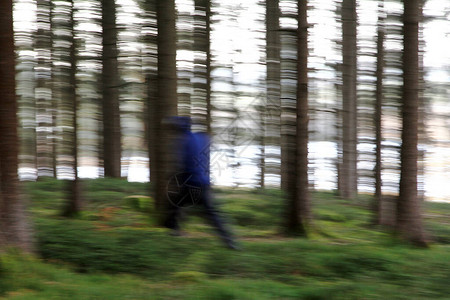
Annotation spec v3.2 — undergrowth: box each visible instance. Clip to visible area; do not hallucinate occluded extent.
[0,178,448,299]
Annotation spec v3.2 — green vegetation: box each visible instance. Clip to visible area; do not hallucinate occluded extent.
[1,179,449,299]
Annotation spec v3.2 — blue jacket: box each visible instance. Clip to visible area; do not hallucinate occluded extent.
[168,117,210,186]
[190,132,210,186]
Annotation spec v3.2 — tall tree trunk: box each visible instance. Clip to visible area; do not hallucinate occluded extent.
[35,0,54,178]
[263,0,281,189]
[205,0,212,137]
[296,0,311,223]
[102,0,122,178]
[0,0,33,252]
[50,1,57,179]
[177,8,192,117]
[259,98,266,188]
[340,0,358,200]
[193,0,211,133]
[147,74,157,185]
[141,0,157,189]
[62,0,82,217]
[266,0,282,190]
[153,0,178,224]
[284,0,308,236]
[396,0,427,246]
[374,0,385,225]
[417,0,426,203]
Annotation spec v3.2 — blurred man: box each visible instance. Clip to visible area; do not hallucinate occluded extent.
[163,116,239,250]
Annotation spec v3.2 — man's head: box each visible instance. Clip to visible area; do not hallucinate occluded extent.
[163,116,192,133]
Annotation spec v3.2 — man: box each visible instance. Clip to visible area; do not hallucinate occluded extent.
[163,116,239,250]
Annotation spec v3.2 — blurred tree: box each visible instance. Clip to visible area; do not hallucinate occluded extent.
[284,0,309,236]
[138,0,157,187]
[192,0,212,134]
[152,0,178,223]
[177,1,192,118]
[264,0,281,189]
[35,0,55,178]
[101,0,122,178]
[279,2,297,232]
[204,0,212,136]
[417,0,427,203]
[295,0,311,227]
[396,0,427,246]
[0,0,33,252]
[382,4,403,207]
[62,0,83,217]
[16,0,38,181]
[280,3,297,194]
[340,0,358,200]
[374,0,385,225]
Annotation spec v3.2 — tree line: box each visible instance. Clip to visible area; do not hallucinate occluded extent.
[0,0,440,252]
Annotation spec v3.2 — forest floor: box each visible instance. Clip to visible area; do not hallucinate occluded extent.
[1,178,449,299]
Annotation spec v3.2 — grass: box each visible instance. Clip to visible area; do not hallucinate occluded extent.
[1,178,449,299]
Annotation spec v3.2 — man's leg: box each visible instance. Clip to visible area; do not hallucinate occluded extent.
[200,187,238,249]
[164,203,181,231]
[165,182,191,234]
[164,188,185,233]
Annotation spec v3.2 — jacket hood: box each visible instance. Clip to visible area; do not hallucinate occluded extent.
[164,116,192,133]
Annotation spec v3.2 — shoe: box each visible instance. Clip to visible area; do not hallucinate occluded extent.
[225,239,242,251]
[169,229,185,236]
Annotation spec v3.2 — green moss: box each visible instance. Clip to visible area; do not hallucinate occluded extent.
[124,195,153,213]
[1,180,447,299]
[173,271,207,282]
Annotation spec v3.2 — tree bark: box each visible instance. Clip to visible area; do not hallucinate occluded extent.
[205,0,212,137]
[62,0,83,217]
[193,0,211,133]
[396,0,427,246]
[35,0,54,178]
[296,0,311,223]
[153,0,178,224]
[374,0,385,225]
[284,0,309,236]
[102,0,122,178]
[141,0,158,187]
[340,0,358,200]
[0,0,34,252]
[266,0,282,190]
[264,0,281,189]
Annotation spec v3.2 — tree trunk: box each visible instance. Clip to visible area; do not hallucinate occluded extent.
[193,0,211,132]
[0,0,33,252]
[147,71,157,186]
[141,0,157,192]
[374,0,385,225]
[205,0,212,137]
[340,0,358,200]
[153,0,178,224]
[396,0,427,246]
[259,100,266,188]
[102,0,122,178]
[266,0,282,190]
[62,0,83,217]
[35,0,54,178]
[296,0,311,223]
[264,0,281,189]
[50,1,57,179]
[417,0,426,203]
[284,0,309,236]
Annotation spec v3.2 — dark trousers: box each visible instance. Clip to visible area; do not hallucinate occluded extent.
[164,185,233,244]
